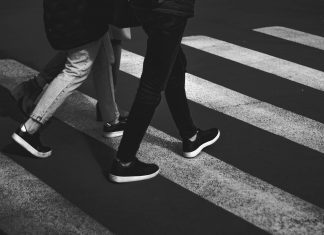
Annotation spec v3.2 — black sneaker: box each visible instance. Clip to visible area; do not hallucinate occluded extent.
[109,158,160,183]
[11,126,52,158]
[96,103,128,123]
[118,115,128,123]
[103,121,126,138]
[183,128,220,158]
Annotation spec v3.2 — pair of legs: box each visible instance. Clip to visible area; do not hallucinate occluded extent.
[116,12,197,163]
[12,32,127,157]
[13,29,129,123]
[25,32,119,130]
[109,9,220,183]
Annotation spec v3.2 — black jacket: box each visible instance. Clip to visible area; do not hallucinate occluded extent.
[43,0,112,50]
[156,0,195,17]
[131,0,195,17]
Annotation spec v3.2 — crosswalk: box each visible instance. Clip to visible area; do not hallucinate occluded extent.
[0,25,324,234]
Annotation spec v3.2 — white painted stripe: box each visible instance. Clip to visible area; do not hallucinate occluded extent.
[0,153,113,234]
[254,26,324,51]
[119,51,324,154]
[2,59,324,234]
[181,35,324,91]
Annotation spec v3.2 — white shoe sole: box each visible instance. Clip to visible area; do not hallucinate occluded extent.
[12,133,52,158]
[183,131,220,158]
[109,169,160,183]
[103,130,123,138]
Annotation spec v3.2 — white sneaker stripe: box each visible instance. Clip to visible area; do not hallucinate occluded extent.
[109,169,160,183]
[102,130,123,138]
[11,132,51,158]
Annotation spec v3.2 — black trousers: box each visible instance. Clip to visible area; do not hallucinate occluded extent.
[116,10,197,162]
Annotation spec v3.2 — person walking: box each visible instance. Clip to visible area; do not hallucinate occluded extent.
[108,0,221,183]
[11,0,127,157]
[12,28,131,137]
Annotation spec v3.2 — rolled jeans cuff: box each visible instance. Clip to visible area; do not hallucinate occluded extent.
[29,114,46,125]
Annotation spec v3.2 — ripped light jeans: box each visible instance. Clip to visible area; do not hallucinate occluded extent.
[30,33,120,126]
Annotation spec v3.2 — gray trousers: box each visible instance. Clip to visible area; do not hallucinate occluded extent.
[30,33,120,126]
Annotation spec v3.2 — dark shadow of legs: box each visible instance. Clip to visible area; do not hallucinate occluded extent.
[0,85,26,123]
[82,135,116,180]
[0,228,7,235]
[1,142,37,159]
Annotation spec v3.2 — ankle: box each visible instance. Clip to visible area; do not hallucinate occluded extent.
[23,118,41,134]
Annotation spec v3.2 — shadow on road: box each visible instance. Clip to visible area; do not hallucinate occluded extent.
[0,85,26,123]
[1,142,37,160]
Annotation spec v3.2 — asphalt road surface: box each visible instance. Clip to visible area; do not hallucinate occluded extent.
[0,0,324,234]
